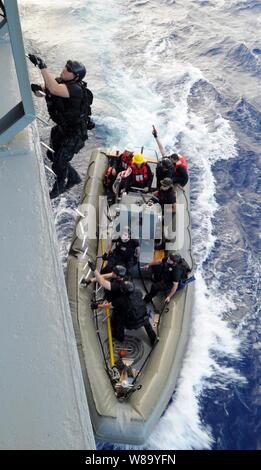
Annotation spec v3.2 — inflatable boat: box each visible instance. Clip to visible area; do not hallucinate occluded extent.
[67,147,194,445]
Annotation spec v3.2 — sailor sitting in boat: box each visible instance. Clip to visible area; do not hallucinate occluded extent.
[130,153,153,192]
[143,253,187,304]
[150,177,176,213]
[152,126,189,188]
[113,153,153,195]
[101,227,140,276]
[103,144,135,194]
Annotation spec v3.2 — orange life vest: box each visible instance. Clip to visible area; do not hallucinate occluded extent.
[117,166,132,180]
[103,166,114,187]
[176,154,188,171]
[131,162,150,184]
[121,151,133,170]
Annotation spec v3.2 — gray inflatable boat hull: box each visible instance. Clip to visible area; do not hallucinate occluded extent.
[67,148,194,445]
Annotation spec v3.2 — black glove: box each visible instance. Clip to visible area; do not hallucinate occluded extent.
[91,301,99,310]
[31,83,43,94]
[28,54,47,69]
[152,125,158,139]
[102,253,109,261]
[80,278,91,287]
[88,260,96,272]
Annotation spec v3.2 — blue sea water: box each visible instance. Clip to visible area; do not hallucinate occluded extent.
[20,0,260,450]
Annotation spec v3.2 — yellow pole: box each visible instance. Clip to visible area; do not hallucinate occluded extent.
[101,239,106,268]
[106,307,115,367]
[100,239,115,367]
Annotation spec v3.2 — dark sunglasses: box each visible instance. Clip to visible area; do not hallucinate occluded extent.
[66,65,74,73]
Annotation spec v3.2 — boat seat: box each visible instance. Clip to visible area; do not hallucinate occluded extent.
[153,249,165,262]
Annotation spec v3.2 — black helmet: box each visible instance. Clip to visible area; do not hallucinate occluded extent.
[168,253,182,263]
[113,265,127,278]
[169,153,179,161]
[161,157,172,169]
[120,280,135,295]
[66,60,86,80]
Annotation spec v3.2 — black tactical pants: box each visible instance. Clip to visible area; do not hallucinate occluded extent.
[111,309,156,345]
[100,253,136,275]
[49,124,87,183]
[111,297,126,342]
[172,172,188,187]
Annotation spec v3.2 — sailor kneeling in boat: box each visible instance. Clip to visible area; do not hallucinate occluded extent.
[152,126,189,188]
[143,253,186,304]
[155,157,174,189]
[130,153,153,192]
[113,153,153,195]
[101,228,140,275]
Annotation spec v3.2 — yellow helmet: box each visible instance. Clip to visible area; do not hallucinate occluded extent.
[132,153,145,165]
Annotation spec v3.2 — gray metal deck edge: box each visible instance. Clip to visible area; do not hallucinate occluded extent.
[0,123,95,449]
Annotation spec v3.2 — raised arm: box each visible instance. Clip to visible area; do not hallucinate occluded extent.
[28,54,69,98]
[152,125,165,158]
[87,260,112,290]
[93,269,112,291]
[41,69,70,97]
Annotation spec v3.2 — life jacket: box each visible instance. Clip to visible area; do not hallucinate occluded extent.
[175,154,188,172]
[124,290,149,329]
[131,162,150,184]
[45,79,93,129]
[117,167,132,180]
[112,167,132,194]
[121,151,133,170]
[103,166,115,187]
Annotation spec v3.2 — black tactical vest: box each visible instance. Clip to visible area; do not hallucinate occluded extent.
[45,79,83,129]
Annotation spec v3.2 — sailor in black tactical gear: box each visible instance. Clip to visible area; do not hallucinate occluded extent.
[118,281,157,345]
[156,157,174,188]
[101,227,140,275]
[85,262,157,345]
[143,253,184,304]
[29,54,93,199]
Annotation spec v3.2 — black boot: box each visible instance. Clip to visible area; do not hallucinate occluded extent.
[143,294,152,304]
[66,164,82,190]
[49,179,66,199]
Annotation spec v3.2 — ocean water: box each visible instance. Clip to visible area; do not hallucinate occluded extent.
[20,0,260,450]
